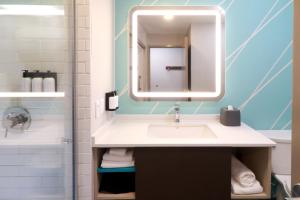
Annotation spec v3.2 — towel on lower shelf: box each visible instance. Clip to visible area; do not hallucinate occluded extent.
[231,178,263,195]
[108,148,128,156]
[103,151,133,162]
[101,160,135,168]
[232,156,256,187]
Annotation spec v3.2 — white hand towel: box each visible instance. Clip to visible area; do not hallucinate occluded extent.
[108,148,128,156]
[231,178,263,195]
[103,151,133,162]
[232,156,256,187]
[101,160,135,168]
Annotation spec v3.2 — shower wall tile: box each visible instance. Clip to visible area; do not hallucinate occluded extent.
[0,145,65,199]
[0,14,71,94]
[0,2,74,200]
[75,1,92,200]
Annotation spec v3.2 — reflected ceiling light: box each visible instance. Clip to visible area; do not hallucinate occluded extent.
[0,5,64,16]
[164,14,174,20]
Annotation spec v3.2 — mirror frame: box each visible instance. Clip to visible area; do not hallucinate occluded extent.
[129,6,225,101]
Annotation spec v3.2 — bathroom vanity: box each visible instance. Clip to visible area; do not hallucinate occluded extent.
[92,115,275,200]
[92,5,275,200]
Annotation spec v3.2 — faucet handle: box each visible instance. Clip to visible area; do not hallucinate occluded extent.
[174,103,180,111]
[2,106,31,137]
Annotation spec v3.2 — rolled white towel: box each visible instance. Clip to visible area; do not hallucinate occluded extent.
[101,160,135,168]
[231,178,263,195]
[232,156,256,187]
[108,148,128,156]
[103,151,133,162]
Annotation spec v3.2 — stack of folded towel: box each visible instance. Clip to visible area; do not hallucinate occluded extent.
[231,156,263,195]
[101,148,134,168]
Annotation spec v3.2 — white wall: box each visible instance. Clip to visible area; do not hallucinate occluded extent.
[190,23,215,92]
[90,0,114,133]
[150,48,186,92]
[147,34,185,47]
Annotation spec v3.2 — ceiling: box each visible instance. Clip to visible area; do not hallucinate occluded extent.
[139,15,216,35]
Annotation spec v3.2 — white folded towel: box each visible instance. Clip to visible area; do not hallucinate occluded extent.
[103,151,133,162]
[108,148,128,156]
[232,156,256,187]
[231,178,263,195]
[101,160,135,168]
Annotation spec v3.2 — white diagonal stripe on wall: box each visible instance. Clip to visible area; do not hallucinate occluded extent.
[254,41,292,93]
[115,24,127,41]
[149,102,159,114]
[165,102,180,114]
[218,0,228,6]
[239,60,292,110]
[239,41,292,111]
[193,102,204,114]
[185,0,190,6]
[270,100,292,129]
[166,106,175,114]
[225,0,235,11]
[281,120,291,130]
[151,0,160,5]
[115,0,146,41]
[139,0,146,5]
[226,0,292,72]
[226,0,280,62]
[119,84,129,97]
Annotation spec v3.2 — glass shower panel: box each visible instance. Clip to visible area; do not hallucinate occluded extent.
[0,1,74,200]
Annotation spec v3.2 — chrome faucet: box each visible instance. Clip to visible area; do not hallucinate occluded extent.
[174,104,180,123]
[6,113,29,129]
[2,107,31,138]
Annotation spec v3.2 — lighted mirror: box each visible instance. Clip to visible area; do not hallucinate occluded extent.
[129,6,225,100]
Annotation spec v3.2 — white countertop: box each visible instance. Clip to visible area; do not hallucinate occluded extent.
[92,115,276,148]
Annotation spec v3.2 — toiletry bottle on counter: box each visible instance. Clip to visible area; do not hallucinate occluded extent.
[43,71,56,92]
[22,70,31,92]
[31,71,43,92]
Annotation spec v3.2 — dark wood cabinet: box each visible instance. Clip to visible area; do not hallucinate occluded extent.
[135,147,232,200]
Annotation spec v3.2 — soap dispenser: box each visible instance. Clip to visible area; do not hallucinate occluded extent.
[22,70,32,92]
[43,71,57,92]
[105,91,119,111]
[31,71,43,92]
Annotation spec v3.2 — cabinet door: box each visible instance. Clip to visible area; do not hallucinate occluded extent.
[135,148,231,200]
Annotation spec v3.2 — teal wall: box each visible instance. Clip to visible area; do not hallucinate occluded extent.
[114,0,293,130]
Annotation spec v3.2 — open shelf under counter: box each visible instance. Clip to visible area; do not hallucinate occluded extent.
[96,192,135,200]
[231,192,269,199]
[0,92,65,98]
[231,147,272,200]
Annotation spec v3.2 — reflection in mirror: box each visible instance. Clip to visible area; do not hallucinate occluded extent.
[130,7,225,100]
[139,14,216,93]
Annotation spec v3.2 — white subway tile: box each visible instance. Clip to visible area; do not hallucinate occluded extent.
[76,5,89,17]
[78,164,91,175]
[77,143,91,154]
[77,74,90,85]
[77,62,86,73]
[77,28,90,39]
[78,153,91,164]
[77,174,91,187]
[77,40,86,51]
[76,51,89,62]
[77,17,87,28]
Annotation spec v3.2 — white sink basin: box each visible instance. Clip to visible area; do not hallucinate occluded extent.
[148,124,217,139]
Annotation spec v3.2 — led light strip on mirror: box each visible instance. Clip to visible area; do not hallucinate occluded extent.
[131,7,225,99]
